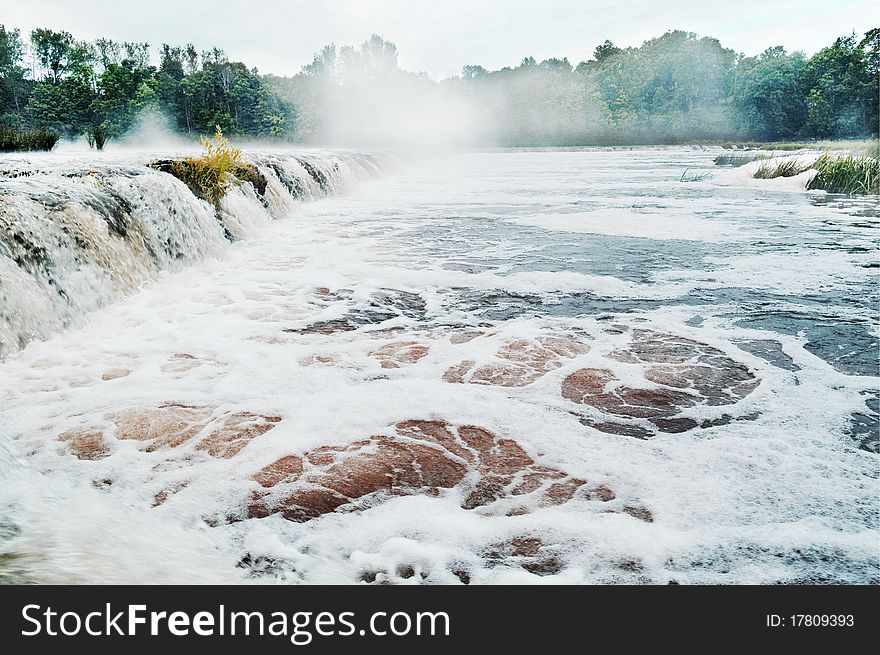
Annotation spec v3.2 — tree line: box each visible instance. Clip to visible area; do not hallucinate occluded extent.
[0,25,877,148]
[448,29,878,144]
[0,26,291,146]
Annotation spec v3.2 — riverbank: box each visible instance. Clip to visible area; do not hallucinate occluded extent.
[756,139,878,157]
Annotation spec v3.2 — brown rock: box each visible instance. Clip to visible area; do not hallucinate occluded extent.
[563,330,759,436]
[246,420,632,524]
[251,435,470,521]
[153,481,189,506]
[452,569,471,584]
[196,413,282,459]
[562,369,697,419]
[101,368,131,381]
[253,454,303,487]
[109,403,213,451]
[623,505,654,522]
[61,405,282,457]
[58,429,110,460]
[445,334,589,388]
[449,330,485,344]
[300,354,337,366]
[544,479,586,506]
[584,485,616,502]
[369,341,429,368]
[396,419,474,462]
[442,360,475,384]
[485,536,563,576]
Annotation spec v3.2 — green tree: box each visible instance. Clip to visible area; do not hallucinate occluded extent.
[858,28,879,135]
[27,74,95,137]
[593,40,622,63]
[731,47,807,139]
[803,34,875,137]
[461,65,487,80]
[94,38,120,69]
[0,25,32,120]
[180,57,290,136]
[155,44,187,129]
[30,28,75,83]
[94,58,157,138]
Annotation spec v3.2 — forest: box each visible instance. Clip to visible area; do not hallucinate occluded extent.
[0,25,877,149]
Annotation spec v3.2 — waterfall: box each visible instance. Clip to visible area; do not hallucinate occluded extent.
[0,151,388,359]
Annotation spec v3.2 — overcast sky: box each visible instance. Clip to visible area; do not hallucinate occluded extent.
[3,0,875,78]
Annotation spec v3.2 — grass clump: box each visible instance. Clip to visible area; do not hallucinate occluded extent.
[86,125,108,151]
[752,158,812,179]
[231,161,268,196]
[169,126,243,207]
[714,152,770,167]
[0,125,59,152]
[159,126,267,206]
[679,167,711,182]
[759,139,879,158]
[806,154,879,195]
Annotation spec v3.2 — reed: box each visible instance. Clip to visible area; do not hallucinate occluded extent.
[679,167,711,182]
[806,154,879,195]
[759,139,879,157]
[752,158,811,179]
[713,152,770,167]
[0,126,60,152]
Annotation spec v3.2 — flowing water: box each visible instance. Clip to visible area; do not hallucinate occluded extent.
[0,147,877,584]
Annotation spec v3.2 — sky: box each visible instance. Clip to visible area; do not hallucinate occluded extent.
[3,0,876,78]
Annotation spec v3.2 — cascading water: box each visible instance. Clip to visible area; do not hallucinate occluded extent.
[0,147,876,584]
[0,151,388,359]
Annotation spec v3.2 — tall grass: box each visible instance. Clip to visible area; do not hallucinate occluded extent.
[714,152,771,167]
[759,139,879,158]
[0,126,60,152]
[679,167,711,182]
[86,125,108,151]
[752,158,811,179]
[806,154,879,195]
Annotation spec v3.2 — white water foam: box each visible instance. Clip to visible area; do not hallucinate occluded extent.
[509,207,743,242]
[0,147,876,584]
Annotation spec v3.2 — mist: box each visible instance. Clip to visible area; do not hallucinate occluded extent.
[265,37,487,150]
[310,75,486,149]
[2,24,877,152]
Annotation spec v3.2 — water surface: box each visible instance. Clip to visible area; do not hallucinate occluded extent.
[0,148,877,584]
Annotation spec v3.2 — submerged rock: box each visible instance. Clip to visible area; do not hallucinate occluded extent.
[848,391,879,453]
[57,429,110,460]
[563,330,759,436]
[733,338,800,372]
[287,288,428,334]
[246,419,647,523]
[57,404,282,459]
[444,334,589,387]
[53,409,649,529]
[484,536,564,576]
[369,340,430,368]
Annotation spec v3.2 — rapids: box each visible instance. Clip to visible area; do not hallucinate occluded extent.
[0,147,877,584]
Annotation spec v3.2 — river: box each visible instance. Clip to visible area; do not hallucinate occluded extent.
[0,147,877,584]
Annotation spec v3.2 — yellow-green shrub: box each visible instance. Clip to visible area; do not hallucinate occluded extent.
[170,126,243,207]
